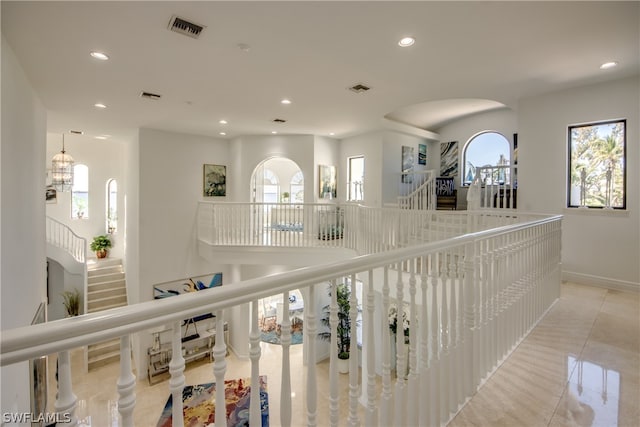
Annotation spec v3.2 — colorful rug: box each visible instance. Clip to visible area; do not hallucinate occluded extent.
[156,376,268,427]
[260,318,303,345]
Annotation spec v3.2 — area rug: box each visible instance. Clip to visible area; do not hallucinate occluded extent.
[260,318,303,345]
[156,376,268,427]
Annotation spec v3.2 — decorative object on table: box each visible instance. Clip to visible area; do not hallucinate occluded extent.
[401,145,414,183]
[156,376,269,427]
[318,164,337,199]
[51,133,74,192]
[318,283,356,373]
[418,143,427,165]
[440,140,459,177]
[90,234,112,259]
[153,272,222,299]
[203,164,226,197]
[61,289,80,317]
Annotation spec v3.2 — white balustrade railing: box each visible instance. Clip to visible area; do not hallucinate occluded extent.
[397,170,436,210]
[4,209,561,427]
[468,165,518,210]
[46,216,87,264]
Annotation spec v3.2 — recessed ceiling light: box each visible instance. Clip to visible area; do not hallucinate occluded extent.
[600,61,618,70]
[90,51,109,60]
[219,119,228,125]
[271,131,278,134]
[94,103,107,109]
[95,136,108,140]
[329,132,335,136]
[219,132,226,136]
[398,37,415,47]
[281,99,291,105]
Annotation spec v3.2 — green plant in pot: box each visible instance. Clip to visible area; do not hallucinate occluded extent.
[90,234,112,259]
[318,283,355,372]
[61,289,80,317]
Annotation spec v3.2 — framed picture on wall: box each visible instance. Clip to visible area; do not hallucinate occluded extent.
[401,146,414,183]
[440,141,459,177]
[318,165,337,199]
[203,164,226,197]
[418,144,427,165]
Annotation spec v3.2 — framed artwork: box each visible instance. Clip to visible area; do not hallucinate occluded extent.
[440,141,459,177]
[203,164,226,197]
[46,185,57,204]
[318,165,337,199]
[401,146,414,183]
[418,144,427,165]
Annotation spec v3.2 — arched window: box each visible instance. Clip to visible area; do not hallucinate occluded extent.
[106,179,117,233]
[290,171,304,203]
[71,164,89,219]
[263,169,280,203]
[462,132,511,185]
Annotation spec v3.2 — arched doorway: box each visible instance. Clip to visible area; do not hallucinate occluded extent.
[250,157,304,203]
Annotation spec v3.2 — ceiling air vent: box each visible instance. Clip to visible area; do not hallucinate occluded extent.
[140,91,162,100]
[272,118,287,123]
[168,15,206,39]
[69,130,83,135]
[349,83,371,93]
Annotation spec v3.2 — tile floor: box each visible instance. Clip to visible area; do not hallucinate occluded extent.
[48,282,639,426]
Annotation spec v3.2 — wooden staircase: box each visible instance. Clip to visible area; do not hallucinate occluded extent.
[86,257,128,371]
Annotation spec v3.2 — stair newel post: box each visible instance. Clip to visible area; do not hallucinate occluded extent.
[306,285,318,426]
[249,299,262,427]
[213,309,228,427]
[169,321,185,427]
[280,291,292,427]
[117,334,136,427]
[55,350,78,426]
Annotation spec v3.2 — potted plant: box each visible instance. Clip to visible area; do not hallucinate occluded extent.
[90,234,112,258]
[61,289,80,317]
[318,283,354,373]
[281,191,290,203]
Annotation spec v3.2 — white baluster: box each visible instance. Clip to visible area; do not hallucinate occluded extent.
[348,274,359,427]
[280,291,292,427]
[440,252,450,424]
[328,280,339,427]
[55,350,77,426]
[117,335,136,427]
[406,258,419,426]
[169,321,185,427]
[365,269,378,426]
[213,310,227,427]
[448,250,458,415]
[418,255,430,426]
[462,241,476,398]
[306,285,318,426]
[429,253,440,427]
[394,263,406,427]
[249,300,262,427]
[379,267,392,426]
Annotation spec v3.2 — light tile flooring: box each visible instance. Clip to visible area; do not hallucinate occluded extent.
[48,282,639,426]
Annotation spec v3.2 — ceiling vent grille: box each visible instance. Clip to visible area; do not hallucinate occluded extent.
[349,83,371,93]
[140,91,162,100]
[168,15,205,39]
[69,130,83,135]
[272,118,287,123]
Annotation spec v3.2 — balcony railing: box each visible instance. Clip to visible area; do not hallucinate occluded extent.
[3,208,561,427]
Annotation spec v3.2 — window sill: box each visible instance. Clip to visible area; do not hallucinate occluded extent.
[563,207,629,218]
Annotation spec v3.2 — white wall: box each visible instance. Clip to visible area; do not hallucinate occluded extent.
[381,131,431,206]
[340,131,383,207]
[1,37,47,422]
[518,76,639,290]
[45,133,126,259]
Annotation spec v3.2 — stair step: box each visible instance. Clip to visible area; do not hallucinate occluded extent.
[88,287,127,300]
[88,279,126,293]
[87,257,122,270]
[88,338,120,355]
[87,349,120,370]
[87,297,127,312]
[87,271,124,284]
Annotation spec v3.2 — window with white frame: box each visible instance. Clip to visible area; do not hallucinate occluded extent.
[347,156,365,201]
[263,169,280,203]
[71,164,89,219]
[568,119,626,209]
[106,179,117,233]
[290,171,304,203]
[462,132,511,185]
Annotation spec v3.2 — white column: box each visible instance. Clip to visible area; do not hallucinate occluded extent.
[169,321,185,427]
[55,350,78,426]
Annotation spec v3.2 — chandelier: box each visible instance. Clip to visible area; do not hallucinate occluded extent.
[51,134,74,192]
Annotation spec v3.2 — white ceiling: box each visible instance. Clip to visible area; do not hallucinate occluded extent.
[2,1,638,143]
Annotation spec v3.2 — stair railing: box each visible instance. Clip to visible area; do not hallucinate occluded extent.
[397,170,436,210]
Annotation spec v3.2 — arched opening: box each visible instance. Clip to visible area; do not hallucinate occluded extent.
[250,157,304,203]
[71,164,89,219]
[462,131,511,185]
[106,178,117,233]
